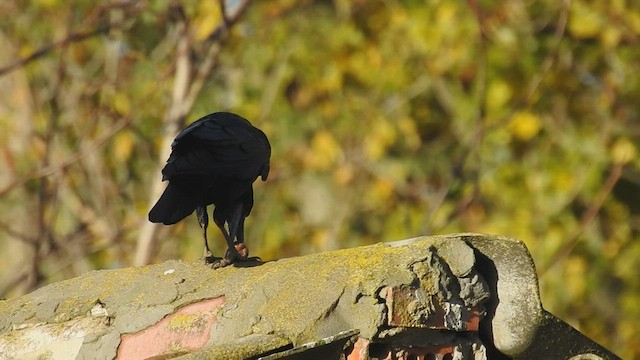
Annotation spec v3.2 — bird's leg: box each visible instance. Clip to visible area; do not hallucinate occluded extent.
[211,210,236,268]
[236,216,246,244]
[196,206,214,262]
[212,203,247,266]
[224,202,247,261]
[233,216,251,256]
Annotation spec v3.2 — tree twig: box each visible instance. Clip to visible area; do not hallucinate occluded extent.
[0,1,142,78]
[539,162,623,275]
[522,0,571,105]
[0,26,106,77]
[0,117,131,198]
[0,220,36,245]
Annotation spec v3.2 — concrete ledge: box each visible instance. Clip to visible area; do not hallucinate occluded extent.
[0,233,620,359]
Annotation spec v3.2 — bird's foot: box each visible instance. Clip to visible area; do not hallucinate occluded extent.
[203,244,262,269]
[204,256,234,269]
[223,243,263,266]
[204,256,262,269]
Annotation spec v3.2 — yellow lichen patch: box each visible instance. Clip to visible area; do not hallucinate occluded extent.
[166,312,211,333]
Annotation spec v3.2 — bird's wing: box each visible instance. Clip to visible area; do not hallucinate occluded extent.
[162,113,271,180]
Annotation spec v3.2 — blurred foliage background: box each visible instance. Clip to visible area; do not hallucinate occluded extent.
[0,0,639,357]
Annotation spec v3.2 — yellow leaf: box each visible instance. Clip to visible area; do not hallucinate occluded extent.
[306,131,342,170]
[568,1,604,39]
[318,64,343,92]
[372,178,394,203]
[508,111,541,142]
[486,79,512,114]
[311,229,330,250]
[628,11,640,33]
[552,170,574,192]
[19,45,34,58]
[34,0,59,8]
[565,256,587,300]
[113,93,131,115]
[397,116,421,150]
[334,164,354,185]
[113,131,135,163]
[365,118,396,160]
[193,2,222,41]
[601,27,621,48]
[610,138,636,164]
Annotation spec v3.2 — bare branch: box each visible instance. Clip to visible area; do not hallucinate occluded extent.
[0,117,131,198]
[0,26,107,77]
[540,162,623,275]
[0,220,36,245]
[0,1,143,78]
[220,0,231,26]
[134,13,192,266]
[0,269,30,298]
[522,0,571,105]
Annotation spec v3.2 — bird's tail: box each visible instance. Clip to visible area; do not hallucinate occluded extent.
[148,182,198,225]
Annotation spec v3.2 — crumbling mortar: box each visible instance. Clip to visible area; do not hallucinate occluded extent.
[426,248,462,304]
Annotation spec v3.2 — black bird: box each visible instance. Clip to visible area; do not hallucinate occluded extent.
[148,112,271,267]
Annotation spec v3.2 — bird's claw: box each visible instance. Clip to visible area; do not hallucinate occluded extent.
[204,256,233,269]
[204,243,261,269]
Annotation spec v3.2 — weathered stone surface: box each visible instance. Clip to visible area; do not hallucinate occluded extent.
[462,233,543,356]
[0,235,493,359]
